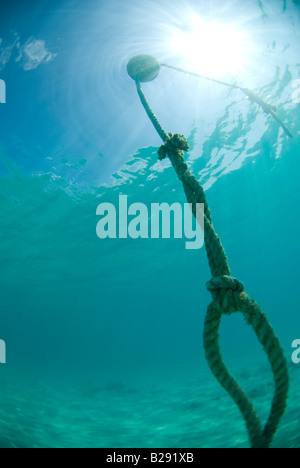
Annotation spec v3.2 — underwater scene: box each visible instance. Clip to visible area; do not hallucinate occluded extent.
[0,0,300,450]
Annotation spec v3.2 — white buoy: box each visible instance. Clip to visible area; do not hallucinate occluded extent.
[127,55,160,82]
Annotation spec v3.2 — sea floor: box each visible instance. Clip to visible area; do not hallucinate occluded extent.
[0,360,299,449]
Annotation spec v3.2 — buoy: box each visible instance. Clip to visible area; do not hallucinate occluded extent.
[127,55,160,82]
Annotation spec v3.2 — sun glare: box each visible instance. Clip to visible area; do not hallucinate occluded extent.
[170,15,249,78]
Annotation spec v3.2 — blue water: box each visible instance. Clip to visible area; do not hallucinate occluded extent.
[0,0,299,448]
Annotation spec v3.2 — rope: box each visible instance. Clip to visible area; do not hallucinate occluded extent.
[160,62,242,90]
[136,80,168,142]
[160,63,293,139]
[135,80,289,448]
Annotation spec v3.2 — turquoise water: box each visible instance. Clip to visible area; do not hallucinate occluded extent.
[0,0,300,448]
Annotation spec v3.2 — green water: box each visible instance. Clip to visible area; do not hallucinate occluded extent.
[0,0,300,449]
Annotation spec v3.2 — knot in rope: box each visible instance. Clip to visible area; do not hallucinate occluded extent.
[158,133,189,161]
[206,275,245,315]
[207,275,244,293]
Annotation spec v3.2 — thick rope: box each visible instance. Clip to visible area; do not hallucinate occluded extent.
[160,63,293,139]
[136,80,168,142]
[135,80,289,448]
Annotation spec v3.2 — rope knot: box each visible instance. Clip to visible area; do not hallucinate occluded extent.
[206,275,245,315]
[158,133,189,161]
[207,275,244,292]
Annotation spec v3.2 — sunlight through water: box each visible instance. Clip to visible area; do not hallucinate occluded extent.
[169,14,252,79]
[0,0,300,450]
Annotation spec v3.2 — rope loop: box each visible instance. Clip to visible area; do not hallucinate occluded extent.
[204,292,289,448]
